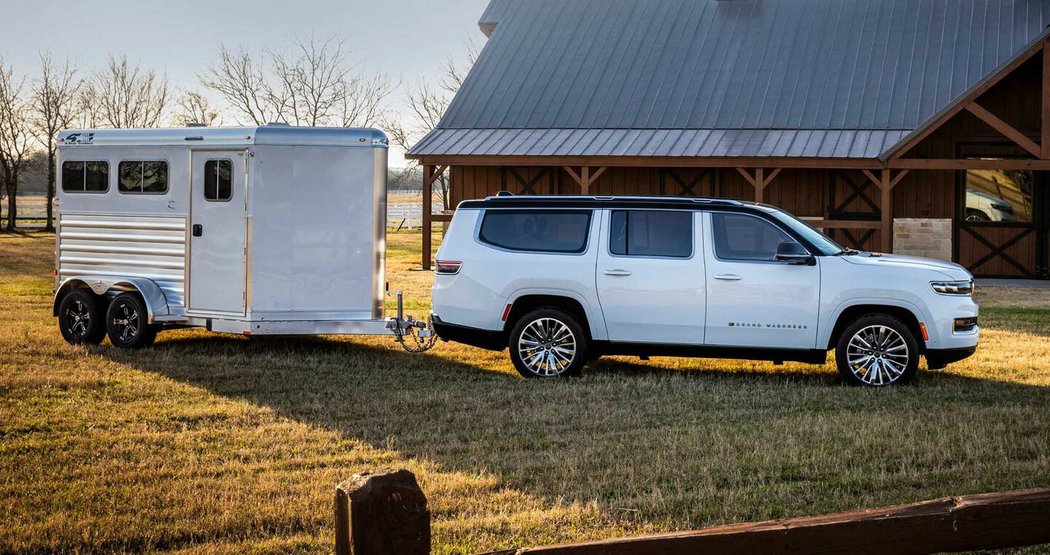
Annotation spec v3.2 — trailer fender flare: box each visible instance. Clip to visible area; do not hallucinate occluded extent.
[53,276,171,323]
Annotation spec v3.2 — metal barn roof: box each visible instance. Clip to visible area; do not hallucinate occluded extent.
[410,0,1050,160]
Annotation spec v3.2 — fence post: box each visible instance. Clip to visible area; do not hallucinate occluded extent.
[335,469,430,555]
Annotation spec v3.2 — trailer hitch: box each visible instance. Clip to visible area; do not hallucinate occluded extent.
[388,291,438,353]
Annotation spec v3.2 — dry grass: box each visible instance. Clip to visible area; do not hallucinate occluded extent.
[1,230,1048,554]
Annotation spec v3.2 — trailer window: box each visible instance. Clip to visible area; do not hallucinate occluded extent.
[204,159,232,201]
[119,161,168,194]
[61,161,109,193]
[479,210,591,253]
[609,210,693,258]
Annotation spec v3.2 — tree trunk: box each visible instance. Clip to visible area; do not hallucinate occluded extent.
[46,147,56,231]
[5,191,15,232]
[6,169,17,232]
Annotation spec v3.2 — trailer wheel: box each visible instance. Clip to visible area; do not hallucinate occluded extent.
[58,290,107,345]
[835,314,918,386]
[508,308,588,378]
[105,293,158,349]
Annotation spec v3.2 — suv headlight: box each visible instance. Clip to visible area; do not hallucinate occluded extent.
[931,280,974,296]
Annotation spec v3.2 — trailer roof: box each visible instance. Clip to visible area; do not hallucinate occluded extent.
[57,126,388,148]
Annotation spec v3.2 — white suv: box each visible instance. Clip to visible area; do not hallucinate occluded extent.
[431,196,979,386]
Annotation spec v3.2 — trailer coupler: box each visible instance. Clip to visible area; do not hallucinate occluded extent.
[388,291,438,353]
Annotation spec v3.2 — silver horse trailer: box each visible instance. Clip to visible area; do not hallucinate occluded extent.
[53,125,429,349]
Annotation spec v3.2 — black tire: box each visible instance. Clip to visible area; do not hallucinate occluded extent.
[835,314,919,386]
[105,293,157,349]
[58,289,107,345]
[508,308,589,379]
[965,209,990,222]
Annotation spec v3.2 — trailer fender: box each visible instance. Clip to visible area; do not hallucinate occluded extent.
[53,276,171,323]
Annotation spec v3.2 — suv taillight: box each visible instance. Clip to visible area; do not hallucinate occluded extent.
[435,260,462,275]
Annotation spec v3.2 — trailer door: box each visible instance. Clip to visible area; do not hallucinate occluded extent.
[188,150,247,315]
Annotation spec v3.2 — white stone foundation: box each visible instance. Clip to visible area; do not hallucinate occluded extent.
[893,218,952,261]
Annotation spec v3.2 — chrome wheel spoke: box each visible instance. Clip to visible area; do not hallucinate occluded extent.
[518,317,577,377]
[846,324,910,386]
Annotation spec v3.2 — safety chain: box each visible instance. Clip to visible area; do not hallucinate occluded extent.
[394,314,439,353]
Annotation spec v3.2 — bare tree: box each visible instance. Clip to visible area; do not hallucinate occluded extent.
[172,89,221,126]
[31,52,80,231]
[384,41,479,211]
[0,56,34,232]
[200,35,394,127]
[82,54,169,128]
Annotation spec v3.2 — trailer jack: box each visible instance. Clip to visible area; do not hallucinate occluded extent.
[388,291,438,353]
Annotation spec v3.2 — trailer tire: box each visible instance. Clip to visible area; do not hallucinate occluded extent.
[508,308,588,378]
[58,290,107,345]
[105,293,158,349]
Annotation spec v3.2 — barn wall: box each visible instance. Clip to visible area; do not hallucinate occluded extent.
[898,52,1045,277]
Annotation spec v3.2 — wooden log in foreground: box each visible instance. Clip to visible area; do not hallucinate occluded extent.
[490,487,1050,555]
[335,469,430,555]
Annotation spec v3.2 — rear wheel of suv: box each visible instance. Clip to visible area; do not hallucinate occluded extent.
[508,308,588,378]
[835,314,919,386]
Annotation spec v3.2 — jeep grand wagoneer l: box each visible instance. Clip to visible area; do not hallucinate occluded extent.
[430,196,979,386]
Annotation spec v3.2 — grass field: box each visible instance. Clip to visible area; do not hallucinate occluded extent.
[1,230,1049,554]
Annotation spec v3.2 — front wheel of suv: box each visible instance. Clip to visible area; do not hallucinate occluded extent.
[835,314,919,386]
[508,308,588,379]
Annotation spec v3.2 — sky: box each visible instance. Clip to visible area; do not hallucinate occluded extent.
[0,0,491,167]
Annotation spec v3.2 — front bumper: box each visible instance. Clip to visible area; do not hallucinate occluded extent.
[925,345,978,369]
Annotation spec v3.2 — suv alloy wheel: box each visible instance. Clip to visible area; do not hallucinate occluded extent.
[835,314,919,386]
[508,308,588,378]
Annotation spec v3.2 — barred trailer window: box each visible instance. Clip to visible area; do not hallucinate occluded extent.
[479,210,591,253]
[61,161,109,193]
[119,161,168,194]
[204,159,233,201]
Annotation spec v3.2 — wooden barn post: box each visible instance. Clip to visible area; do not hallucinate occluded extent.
[335,469,431,555]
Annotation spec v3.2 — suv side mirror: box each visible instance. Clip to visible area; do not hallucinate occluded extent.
[775,241,814,265]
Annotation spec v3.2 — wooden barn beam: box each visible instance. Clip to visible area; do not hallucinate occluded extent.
[420,165,447,270]
[965,102,1042,158]
[1043,40,1050,159]
[862,169,907,254]
[880,169,893,253]
[737,168,781,203]
[888,158,1050,170]
[563,166,607,195]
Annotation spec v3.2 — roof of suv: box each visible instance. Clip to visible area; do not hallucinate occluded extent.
[458,195,763,211]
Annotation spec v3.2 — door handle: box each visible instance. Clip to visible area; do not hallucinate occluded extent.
[192,224,203,237]
[603,269,632,277]
[714,273,742,281]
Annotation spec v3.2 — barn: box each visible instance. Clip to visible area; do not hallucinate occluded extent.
[407,0,1050,279]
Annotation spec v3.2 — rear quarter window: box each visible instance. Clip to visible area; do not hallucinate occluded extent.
[478,210,591,253]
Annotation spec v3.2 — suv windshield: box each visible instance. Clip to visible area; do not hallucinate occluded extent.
[762,208,845,256]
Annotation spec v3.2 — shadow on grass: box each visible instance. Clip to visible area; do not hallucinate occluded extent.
[101,329,1050,535]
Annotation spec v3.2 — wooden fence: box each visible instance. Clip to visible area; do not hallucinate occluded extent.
[335,469,1050,555]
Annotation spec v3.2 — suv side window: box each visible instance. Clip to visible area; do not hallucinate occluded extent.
[479,210,591,253]
[609,210,692,258]
[712,212,791,261]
